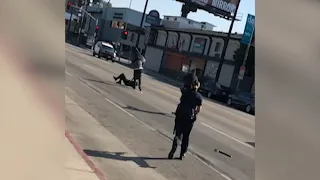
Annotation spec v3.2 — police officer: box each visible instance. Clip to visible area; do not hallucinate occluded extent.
[181,69,198,94]
[168,80,203,160]
[173,69,199,115]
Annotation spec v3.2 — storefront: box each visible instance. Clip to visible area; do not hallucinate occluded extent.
[160,51,207,80]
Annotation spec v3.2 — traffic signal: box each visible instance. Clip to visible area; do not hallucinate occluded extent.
[95,25,100,33]
[66,1,72,10]
[121,31,128,40]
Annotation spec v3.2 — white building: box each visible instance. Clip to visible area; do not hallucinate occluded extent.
[162,16,216,31]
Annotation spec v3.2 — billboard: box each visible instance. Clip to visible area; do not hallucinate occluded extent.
[241,14,255,45]
[176,0,240,18]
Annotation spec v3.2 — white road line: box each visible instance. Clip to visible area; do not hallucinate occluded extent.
[66,74,233,180]
[201,122,254,149]
[65,71,73,77]
[84,64,94,69]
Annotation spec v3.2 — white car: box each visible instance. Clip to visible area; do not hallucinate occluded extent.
[93,41,117,62]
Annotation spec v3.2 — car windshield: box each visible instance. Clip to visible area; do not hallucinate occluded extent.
[102,43,114,52]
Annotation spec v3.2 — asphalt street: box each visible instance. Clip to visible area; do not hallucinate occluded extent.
[65,44,255,180]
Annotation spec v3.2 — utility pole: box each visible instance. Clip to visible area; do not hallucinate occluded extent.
[135,0,149,50]
[236,28,255,91]
[214,0,241,83]
[77,0,88,45]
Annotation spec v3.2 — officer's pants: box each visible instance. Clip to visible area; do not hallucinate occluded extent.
[172,118,194,156]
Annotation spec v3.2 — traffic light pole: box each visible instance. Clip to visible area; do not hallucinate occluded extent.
[67,7,73,33]
[77,0,88,45]
[135,0,149,50]
[214,0,241,83]
[235,28,254,92]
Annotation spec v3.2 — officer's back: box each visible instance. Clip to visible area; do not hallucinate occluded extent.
[178,88,203,122]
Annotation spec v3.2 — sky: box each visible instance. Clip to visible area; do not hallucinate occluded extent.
[104,0,255,33]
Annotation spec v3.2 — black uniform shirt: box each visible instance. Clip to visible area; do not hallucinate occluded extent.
[183,73,198,88]
[178,90,203,121]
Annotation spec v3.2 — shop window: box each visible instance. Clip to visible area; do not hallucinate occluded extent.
[214,42,222,52]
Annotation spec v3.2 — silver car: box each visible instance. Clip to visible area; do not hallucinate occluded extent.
[93,41,117,62]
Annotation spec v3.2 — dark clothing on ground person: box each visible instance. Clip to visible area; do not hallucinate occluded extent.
[113,73,136,87]
[169,89,203,160]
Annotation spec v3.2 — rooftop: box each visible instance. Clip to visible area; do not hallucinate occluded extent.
[150,26,242,40]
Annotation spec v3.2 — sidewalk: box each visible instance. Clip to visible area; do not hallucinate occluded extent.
[65,92,169,180]
[65,133,104,180]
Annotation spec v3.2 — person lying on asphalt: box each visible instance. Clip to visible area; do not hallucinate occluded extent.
[113,73,137,88]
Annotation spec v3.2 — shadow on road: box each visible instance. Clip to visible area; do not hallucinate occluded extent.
[83,149,173,168]
[84,78,128,88]
[124,105,174,118]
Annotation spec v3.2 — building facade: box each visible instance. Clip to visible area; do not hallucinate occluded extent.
[84,7,152,51]
[143,26,253,90]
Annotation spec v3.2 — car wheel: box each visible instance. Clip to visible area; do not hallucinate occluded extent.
[227,98,232,106]
[245,105,252,113]
[207,92,212,98]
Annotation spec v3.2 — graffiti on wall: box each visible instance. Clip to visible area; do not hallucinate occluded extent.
[204,60,219,78]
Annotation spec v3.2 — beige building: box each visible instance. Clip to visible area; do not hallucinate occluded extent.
[143,26,242,88]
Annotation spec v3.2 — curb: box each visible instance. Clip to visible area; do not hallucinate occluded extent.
[65,131,107,180]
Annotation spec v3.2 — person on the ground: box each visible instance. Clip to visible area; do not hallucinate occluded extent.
[169,80,203,160]
[131,47,146,93]
[113,73,136,88]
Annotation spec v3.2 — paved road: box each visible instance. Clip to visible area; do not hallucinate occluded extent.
[65,44,255,180]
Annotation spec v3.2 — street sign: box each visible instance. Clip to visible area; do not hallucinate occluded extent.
[241,14,255,45]
[146,10,161,25]
[238,66,246,80]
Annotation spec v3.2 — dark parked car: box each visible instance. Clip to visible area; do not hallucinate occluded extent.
[198,78,232,100]
[227,92,255,114]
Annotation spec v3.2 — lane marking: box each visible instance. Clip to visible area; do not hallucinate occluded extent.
[65,71,73,77]
[84,64,94,69]
[201,122,254,149]
[66,72,234,180]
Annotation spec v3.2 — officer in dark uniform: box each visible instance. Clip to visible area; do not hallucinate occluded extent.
[169,80,203,160]
[181,69,198,94]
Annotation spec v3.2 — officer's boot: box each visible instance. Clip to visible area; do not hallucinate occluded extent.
[168,136,179,159]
